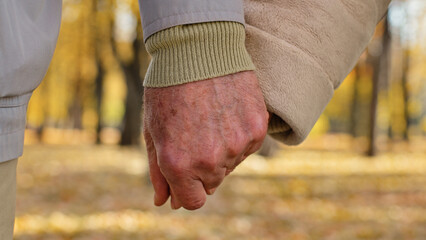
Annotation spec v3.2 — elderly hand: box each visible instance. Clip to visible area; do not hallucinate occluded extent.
[143,71,268,210]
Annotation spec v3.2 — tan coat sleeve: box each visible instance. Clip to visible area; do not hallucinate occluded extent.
[244,0,391,145]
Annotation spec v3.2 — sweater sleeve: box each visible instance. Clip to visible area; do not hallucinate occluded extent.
[138,0,254,87]
[143,21,255,87]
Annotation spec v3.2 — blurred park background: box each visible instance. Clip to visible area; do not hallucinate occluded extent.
[15,0,426,239]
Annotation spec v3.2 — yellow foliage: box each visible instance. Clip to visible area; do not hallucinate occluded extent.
[102,71,127,126]
[325,72,355,119]
[310,114,330,137]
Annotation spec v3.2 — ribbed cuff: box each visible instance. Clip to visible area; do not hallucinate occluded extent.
[144,21,255,87]
[268,114,291,135]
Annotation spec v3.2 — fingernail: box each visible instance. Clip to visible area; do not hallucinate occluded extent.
[207,188,217,195]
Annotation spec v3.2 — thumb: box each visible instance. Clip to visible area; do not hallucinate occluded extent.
[145,131,170,206]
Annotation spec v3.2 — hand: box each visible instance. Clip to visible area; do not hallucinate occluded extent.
[143,71,268,210]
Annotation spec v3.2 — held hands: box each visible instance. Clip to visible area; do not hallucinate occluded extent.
[143,71,268,210]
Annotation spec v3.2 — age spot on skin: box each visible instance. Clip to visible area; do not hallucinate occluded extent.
[170,108,177,116]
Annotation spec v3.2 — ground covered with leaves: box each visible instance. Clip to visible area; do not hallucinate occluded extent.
[14,143,426,240]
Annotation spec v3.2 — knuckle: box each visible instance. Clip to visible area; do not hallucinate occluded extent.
[250,142,264,154]
[227,145,242,158]
[194,156,217,172]
[166,163,185,177]
[167,164,185,177]
[203,176,223,189]
[249,114,268,142]
[227,132,249,157]
[184,198,206,210]
[157,149,185,176]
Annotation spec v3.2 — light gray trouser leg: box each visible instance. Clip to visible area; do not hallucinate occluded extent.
[0,159,17,240]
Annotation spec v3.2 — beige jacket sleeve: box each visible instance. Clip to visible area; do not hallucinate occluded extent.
[244,0,391,144]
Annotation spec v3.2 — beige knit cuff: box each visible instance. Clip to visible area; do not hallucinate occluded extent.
[143,21,255,87]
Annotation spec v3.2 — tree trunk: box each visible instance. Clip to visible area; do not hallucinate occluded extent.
[120,38,144,146]
[401,50,410,140]
[95,61,104,144]
[367,18,391,156]
[350,65,360,137]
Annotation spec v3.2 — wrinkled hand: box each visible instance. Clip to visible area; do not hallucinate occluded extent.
[143,71,268,210]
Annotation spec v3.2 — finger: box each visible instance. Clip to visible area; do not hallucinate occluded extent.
[225,169,233,176]
[158,150,209,210]
[145,131,170,206]
[201,167,226,194]
[245,140,264,157]
[169,187,182,210]
[225,143,253,176]
[167,176,207,210]
[233,135,264,168]
[206,187,217,195]
[171,195,180,210]
[230,141,254,170]
[226,140,263,177]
